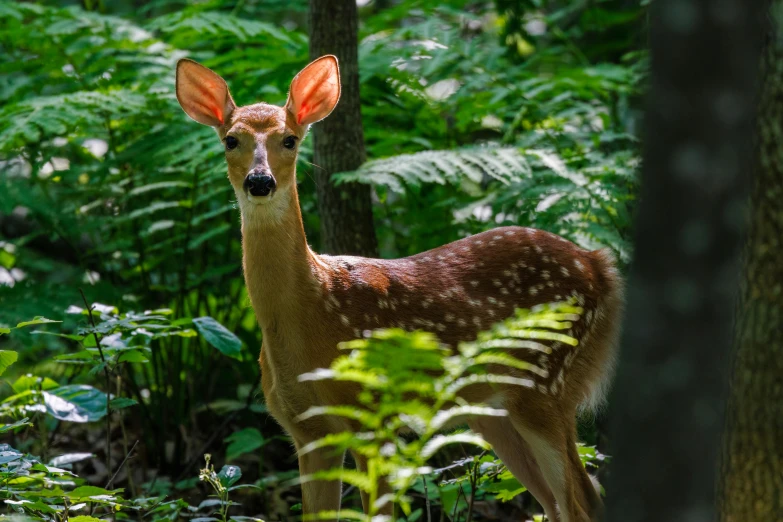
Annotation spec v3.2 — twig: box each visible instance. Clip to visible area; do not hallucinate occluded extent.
[423,475,432,522]
[80,289,112,483]
[106,440,139,489]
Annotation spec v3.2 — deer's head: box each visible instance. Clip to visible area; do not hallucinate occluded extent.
[175,56,341,219]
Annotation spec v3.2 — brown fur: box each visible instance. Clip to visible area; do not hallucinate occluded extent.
[175,57,624,522]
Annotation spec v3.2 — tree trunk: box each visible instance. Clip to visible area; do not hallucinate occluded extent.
[718,3,783,520]
[308,0,378,256]
[605,1,761,521]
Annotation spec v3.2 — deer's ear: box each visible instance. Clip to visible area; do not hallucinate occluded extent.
[286,55,341,126]
[176,59,236,127]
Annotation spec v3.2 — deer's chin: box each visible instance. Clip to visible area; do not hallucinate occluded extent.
[245,192,275,205]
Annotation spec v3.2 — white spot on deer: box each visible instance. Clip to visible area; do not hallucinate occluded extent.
[329,295,341,308]
[529,287,538,296]
[422,256,432,262]
[500,288,509,295]
[378,299,387,309]
[402,298,410,305]
[534,245,543,254]
[340,314,350,326]
[493,235,502,240]
[528,266,537,273]
[478,261,485,267]
[390,302,397,311]
[589,282,594,291]
[493,279,502,287]
[445,313,455,322]
[574,259,585,272]
[586,310,594,323]
[487,297,498,305]
[505,230,515,236]
[437,255,445,261]
[542,270,550,280]
[560,266,570,277]
[547,281,554,288]
[555,294,563,300]
[515,288,522,294]
[537,384,549,394]
[461,246,470,253]
[542,255,550,263]
[436,323,446,332]
[503,270,512,277]
[475,239,484,246]
[353,328,361,338]
[457,318,467,327]
[487,309,496,317]
[470,280,479,287]
[519,261,527,268]
[473,316,482,327]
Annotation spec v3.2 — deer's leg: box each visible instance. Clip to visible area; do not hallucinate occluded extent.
[350,450,393,517]
[509,413,591,522]
[469,416,559,521]
[296,441,346,520]
[565,430,604,521]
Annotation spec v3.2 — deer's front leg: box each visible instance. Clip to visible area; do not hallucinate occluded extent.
[296,440,346,520]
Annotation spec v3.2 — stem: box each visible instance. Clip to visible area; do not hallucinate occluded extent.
[79,288,112,481]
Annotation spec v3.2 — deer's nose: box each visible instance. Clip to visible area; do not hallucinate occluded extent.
[244,172,277,197]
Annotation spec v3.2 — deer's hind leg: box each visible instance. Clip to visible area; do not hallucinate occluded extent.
[469,415,559,521]
[508,408,592,522]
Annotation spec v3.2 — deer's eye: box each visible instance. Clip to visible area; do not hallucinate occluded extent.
[225,136,239,150]
[283,136,297,150]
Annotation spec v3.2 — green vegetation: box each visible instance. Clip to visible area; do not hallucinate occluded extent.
[0,0,643,520]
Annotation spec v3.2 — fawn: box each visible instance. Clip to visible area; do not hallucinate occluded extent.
[176,56,623,522]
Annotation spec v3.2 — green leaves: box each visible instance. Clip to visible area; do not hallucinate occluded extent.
[300,303,582,517]
[43,385,107,423]
[193,317,243,358]
[0,350,18,376]
[224,428,265,462]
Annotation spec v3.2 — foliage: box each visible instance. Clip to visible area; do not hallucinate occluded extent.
[0,0,645,519]
[298,302,604,519]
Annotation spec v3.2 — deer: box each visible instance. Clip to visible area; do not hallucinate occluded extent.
[175,55,623,522]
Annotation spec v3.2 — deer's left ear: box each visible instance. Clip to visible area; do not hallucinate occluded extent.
[286,55,341,126]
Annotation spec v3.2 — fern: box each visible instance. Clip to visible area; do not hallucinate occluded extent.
[297,302,582,518]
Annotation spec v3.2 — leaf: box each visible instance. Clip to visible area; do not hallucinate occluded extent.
[69,517,104,522]
[0,350,18,376]
[224,428,265,461]
[0,327,9,335]
[217,465,242,487]
[117,350,149,363]
[193,317,242,358]
[43,385,107,423]
[48,453,94,467]
[109,397,138,410]
[16,316,62,328]
[0,418,32,433]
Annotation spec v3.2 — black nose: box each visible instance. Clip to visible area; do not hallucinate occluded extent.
[244,173,277,197]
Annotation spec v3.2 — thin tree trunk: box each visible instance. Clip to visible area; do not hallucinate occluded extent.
[718,3,783,520]
[308,0,378,256]
[605,1,761,521]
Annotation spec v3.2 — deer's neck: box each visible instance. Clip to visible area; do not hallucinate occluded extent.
[240,186,321,333]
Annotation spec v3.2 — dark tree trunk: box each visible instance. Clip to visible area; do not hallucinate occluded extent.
[605,1,761,521]
[718,3,783,520]
[308,0,378,256]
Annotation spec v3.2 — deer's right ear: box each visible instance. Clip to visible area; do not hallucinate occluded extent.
[176,59,236,127]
